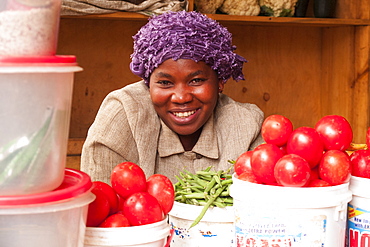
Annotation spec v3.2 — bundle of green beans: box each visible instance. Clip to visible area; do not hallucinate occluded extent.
[174,165,233,228]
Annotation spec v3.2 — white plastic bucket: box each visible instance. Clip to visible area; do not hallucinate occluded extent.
[84,218,172,247]
[168,201,234,247]
[0,168,94,247]
[347,176,370,247]
[230,174,352,246]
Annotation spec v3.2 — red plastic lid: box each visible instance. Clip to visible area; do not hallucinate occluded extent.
[0,169,92,206]
[0,55,78,66]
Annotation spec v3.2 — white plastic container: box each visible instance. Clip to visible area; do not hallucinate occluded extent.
[0,168,94,247]
[168,201,234,247]
[84,218,172,247]
[230,174,352,246]
[0,0,62,56]
[0,56,82,195]
[346,176,370,247]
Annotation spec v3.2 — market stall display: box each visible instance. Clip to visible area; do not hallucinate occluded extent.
[0,1,87,246]
[168,114,369,246]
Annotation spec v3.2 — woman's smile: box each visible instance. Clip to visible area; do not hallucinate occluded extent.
[172,110,197,118]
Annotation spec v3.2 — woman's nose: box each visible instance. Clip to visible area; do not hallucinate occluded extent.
[171,86,193,104]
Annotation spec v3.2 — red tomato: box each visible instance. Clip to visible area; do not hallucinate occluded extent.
[86,188,110,227]
[310,166,320,181]
[279,144,287,155]
[287,126,324,168]
[319,150,351,185]
[146,174,175,215]
[234,150,253,176]
[350,150,370,178]
[315,115,353,151]
[123,192,164,226]
[111,162,147,199]
[274,154,311,187]
[303,167,319,186]
[99,213,131,228]
[261,114,293,146]
[306,179,331,187]
[237,170,259,183]
[92,181,119,215]
[117,194,125,212]
[251,143,284,184]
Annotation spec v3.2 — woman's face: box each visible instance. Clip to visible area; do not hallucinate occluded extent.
[149,59,224,136]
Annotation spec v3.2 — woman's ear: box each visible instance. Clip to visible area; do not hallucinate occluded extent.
[218,80,225,93]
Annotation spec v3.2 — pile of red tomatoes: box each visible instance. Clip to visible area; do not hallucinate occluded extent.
[235,114,370,187]
[86,162,175,227]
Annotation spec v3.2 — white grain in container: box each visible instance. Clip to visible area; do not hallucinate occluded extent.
[0,1,61,56]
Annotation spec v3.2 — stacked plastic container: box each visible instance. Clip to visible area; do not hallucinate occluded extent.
[0,1,94,247]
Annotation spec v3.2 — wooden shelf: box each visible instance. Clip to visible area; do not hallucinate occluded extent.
[61,12,370,27]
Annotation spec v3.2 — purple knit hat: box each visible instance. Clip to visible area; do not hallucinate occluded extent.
[130,11,247,85]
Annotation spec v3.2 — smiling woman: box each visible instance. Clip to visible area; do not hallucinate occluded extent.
[80,11,264,184]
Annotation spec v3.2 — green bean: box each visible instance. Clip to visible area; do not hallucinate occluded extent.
[203,176,217,194]
[196,170,217,176]
[189,184,228,228]
[212,201,227,208]
[184,171,208,187]
[214,171,222,186]
[175,193,205,200]
[228,159,236,165]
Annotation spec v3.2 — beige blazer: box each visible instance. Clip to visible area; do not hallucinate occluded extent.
[81,81,264,184]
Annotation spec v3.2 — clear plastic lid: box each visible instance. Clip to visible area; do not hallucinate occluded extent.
[0,169,92,206]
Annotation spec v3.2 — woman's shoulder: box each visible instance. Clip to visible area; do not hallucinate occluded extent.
[109,80,149,100]
[96,80,156,124]
[103,81,152,109]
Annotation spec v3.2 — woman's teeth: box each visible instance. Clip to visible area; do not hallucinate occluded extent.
[173,110,196,118]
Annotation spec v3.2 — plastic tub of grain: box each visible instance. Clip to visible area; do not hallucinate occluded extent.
[0,0,62,56]
[0,56,82,195]
[0,168,94,247]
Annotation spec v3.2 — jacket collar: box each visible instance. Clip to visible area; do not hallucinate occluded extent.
[158,115,219,159]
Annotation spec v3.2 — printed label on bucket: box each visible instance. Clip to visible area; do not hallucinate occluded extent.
[235,211,326,247]
[347,204,370,247]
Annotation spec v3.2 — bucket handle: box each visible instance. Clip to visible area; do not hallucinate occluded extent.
[164,228,174,247]
[334,202,347,222]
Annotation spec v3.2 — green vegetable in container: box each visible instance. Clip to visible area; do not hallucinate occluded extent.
[0,107,54,188]
[174,165,233,228]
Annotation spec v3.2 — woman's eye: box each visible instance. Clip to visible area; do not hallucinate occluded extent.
[190,78,206,85]
[156,80,173,87]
